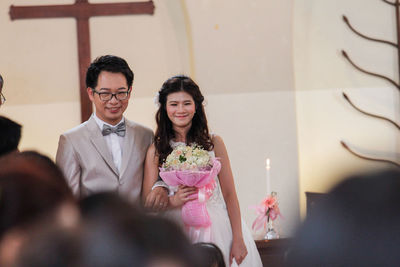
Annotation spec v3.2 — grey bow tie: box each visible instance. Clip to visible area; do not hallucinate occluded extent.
[102,122,126,137]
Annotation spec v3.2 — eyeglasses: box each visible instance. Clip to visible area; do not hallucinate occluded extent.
[92,89,130,101]
[0,92,5,105]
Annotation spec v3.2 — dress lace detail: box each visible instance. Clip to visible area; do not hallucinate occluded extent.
[207,176,226,208]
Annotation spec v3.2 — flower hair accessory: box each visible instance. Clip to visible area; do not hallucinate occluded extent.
[153,91,160,108]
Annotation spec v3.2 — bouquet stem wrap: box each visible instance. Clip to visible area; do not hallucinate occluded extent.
[159,158,221,241]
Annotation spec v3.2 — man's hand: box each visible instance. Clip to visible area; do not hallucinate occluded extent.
[144,186,169,211]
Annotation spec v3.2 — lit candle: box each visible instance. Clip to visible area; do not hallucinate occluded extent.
[266,158,271,196]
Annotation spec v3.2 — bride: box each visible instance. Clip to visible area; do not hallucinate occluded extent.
[142,75,262,267]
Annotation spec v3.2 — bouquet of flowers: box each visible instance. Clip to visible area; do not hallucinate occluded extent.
[251,192,282,232]
[159,144,221,236]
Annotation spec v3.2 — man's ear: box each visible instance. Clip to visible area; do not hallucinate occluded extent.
[87,87,94,101]
[127,86,133,98]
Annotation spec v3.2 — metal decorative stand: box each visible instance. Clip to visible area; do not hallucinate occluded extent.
[341,0,400,167]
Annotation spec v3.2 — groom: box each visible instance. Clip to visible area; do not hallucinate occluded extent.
[56,55,167,206]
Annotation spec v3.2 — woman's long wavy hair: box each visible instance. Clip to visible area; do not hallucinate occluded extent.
[154,75,213,166]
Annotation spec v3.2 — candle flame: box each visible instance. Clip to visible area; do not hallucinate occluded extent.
[266,158,271,169]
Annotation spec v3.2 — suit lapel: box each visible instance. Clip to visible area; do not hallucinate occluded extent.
[86,117,119,176]
[120,120,135,177]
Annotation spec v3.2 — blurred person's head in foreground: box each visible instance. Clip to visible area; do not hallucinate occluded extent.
[0,151,77,267]
[80,191,200,267]
[286,168,400,267]
[193,242,226,267]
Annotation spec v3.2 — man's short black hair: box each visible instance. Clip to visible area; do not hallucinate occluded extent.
[86,55,134,89]
[0,116,22,156]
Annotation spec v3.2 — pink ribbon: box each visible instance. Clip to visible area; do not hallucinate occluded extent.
[159,158,221,242]
[251,195,282,231]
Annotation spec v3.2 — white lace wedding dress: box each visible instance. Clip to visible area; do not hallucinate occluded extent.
[164,141,262,267]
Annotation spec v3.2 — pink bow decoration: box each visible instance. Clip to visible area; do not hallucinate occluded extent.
[251,194,282,231]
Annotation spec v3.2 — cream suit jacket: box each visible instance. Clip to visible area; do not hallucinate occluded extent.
[56,116,153,202]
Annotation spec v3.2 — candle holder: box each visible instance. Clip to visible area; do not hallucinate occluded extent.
[264,217,279,240]
[264,191,280,240]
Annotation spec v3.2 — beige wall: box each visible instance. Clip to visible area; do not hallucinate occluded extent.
[294,0,400,215]
[1,0,299,237]
[185,0,299,237]
[1,0,191,153]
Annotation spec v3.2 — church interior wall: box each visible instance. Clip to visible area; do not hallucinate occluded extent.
[4,0,398,239]
[294,0,400,216]
[3,0,297,238]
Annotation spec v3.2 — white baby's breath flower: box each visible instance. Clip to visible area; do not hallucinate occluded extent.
[162,143,211,170]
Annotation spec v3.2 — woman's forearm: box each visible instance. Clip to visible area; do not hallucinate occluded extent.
[224,192,244,240]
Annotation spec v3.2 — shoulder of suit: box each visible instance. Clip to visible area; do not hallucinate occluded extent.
[61,120,90,138]
[125,119,153,135]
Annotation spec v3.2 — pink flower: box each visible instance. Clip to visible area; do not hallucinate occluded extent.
[262,196,277,208]
[251,193,282,231]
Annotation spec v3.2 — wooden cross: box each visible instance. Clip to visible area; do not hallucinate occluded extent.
[9,0,155,122]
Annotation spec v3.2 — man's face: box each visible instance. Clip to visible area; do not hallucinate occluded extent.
[87,71,131,125]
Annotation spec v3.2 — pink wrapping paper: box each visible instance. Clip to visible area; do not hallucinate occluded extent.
[159,159,221,229]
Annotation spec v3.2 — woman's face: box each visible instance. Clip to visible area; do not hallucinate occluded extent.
[166,91,196,129]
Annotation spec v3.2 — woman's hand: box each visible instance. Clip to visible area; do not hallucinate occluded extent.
[230,237,248,266]
[169,185,198,208]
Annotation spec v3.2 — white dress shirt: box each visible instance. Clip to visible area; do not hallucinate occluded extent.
[93,114,124,173]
